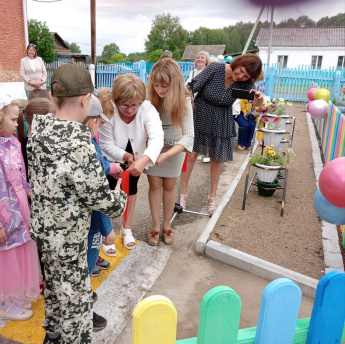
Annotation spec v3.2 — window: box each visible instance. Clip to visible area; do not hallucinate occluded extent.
[311,56,323,69]
[277,55,288,68]
[337,56,345,68]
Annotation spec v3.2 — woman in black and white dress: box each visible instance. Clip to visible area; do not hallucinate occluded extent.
[180,53,264,214]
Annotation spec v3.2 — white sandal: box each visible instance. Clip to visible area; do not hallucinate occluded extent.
[207,195,217,215]
[180,194,188,210]
[102,243,117,257]
[120,227,136,250]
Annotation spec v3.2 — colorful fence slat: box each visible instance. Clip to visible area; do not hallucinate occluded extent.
[315,102,345,164]
[306,270,345,343]
[132,272,345,344]
[255,278,302,344]
[132,295,177,344]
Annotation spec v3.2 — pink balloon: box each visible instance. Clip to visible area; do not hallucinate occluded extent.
[307,88,318,101]
[319,157,345,208]
[306,102,312,112]
[309,99,329,119]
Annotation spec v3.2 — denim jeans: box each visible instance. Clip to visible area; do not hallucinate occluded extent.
[235,112,256,148]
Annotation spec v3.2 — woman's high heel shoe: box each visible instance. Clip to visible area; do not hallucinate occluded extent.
[180,194,188,210]
[120,227,135,250]
[207,195,217,215]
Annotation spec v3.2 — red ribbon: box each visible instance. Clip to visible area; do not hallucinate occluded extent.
[121,169,130,223]
[181,154,187,173]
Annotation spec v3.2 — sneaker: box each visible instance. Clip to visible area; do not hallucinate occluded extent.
[91,266,101,277]
[93,311,107,332]
[202,157,210,163]
[93,292,97,303]
[43,332,61,343]
[96,256,110,270]
[196,155,203,160]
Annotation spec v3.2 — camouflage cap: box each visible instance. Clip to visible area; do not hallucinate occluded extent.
[51,63,101,97]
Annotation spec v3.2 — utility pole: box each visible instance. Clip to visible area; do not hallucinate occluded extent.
[90,0,96,64]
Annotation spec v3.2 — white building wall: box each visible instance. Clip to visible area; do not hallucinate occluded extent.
[258,46,344,69]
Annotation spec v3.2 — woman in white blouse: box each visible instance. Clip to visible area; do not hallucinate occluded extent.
[99,74,164,250]
[20,44,47,97]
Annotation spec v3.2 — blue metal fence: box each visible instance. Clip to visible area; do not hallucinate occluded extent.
[44,60,345,103]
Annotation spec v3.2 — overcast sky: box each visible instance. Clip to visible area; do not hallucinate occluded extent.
[27,0,344,56]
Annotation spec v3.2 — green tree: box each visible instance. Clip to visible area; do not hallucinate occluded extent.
[100,43,120,63]
[147,49,163,62]
[317,13,345,26]
[110,53,126,63]
[126,52,147,62]
[145,13,188,60]
[65,41,81,53]
[28,19,56,63]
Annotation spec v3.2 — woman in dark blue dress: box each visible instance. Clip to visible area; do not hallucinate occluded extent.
[180,53,264,214]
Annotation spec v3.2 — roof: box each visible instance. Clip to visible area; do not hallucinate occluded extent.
[182,45,226,60]
[256,27,345,47]
[57,52,89,57]
[51,32,70,50]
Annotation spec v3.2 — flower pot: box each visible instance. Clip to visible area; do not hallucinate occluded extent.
[255,163,281,183]
[261,128,286,151]
[257,179,280,197]
[264,114,288,130]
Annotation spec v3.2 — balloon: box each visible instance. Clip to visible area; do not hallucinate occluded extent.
[313,189,345,225]
[224,56,233,63]
[217,55,224,63]
[319,157,345,208]
[307,88,318,101]
[314,88,331,102]
[308,99,329,119]
[306,102,312,112]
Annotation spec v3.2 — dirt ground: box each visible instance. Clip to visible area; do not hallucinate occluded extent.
[210,103,325,280]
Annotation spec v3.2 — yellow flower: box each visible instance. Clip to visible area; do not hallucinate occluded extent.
[270,144,275,148]
[279,98,284,102]
[270,151,276,157]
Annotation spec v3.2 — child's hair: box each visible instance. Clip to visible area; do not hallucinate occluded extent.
[28,89,50,101]
[147,59,188,129]
[0,100,20,134]
[51,83,68,108]
[17,99,56,144]
[112,74,146,105]
[98,87,115,119]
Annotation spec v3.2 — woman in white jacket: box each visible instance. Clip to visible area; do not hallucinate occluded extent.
[99,74,164,249]
[20,44,47,97]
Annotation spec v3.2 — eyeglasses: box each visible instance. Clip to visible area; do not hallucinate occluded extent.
[28,44,36,49]
[118,103,141,110]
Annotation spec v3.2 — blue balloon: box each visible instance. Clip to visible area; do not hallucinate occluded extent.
[313,188,345,225]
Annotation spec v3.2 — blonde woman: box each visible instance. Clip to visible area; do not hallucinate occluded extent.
[20,44,47,97]
[186,51,211,87]
[146,59,194,246]
[99,74,164,250]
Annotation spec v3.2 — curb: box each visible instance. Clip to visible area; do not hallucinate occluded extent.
[206,240,318,298]
[196,109,344,297]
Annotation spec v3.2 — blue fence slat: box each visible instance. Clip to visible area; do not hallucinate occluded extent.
[306,270,345,344]
[254,278,301,344]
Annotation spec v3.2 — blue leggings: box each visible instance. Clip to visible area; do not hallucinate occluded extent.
[235,112,256,148]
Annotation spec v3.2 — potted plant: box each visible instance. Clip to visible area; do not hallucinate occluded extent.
[261,98,293,130]
[249,145,294,196]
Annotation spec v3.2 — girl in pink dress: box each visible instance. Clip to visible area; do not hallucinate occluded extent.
[0,94,42,321]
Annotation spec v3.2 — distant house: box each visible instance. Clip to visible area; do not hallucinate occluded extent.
[182,45,226,60]
[256,27,345,69]
[51,32,88,65]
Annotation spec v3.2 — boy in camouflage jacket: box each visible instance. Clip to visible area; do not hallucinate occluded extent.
[27,64,127,344]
